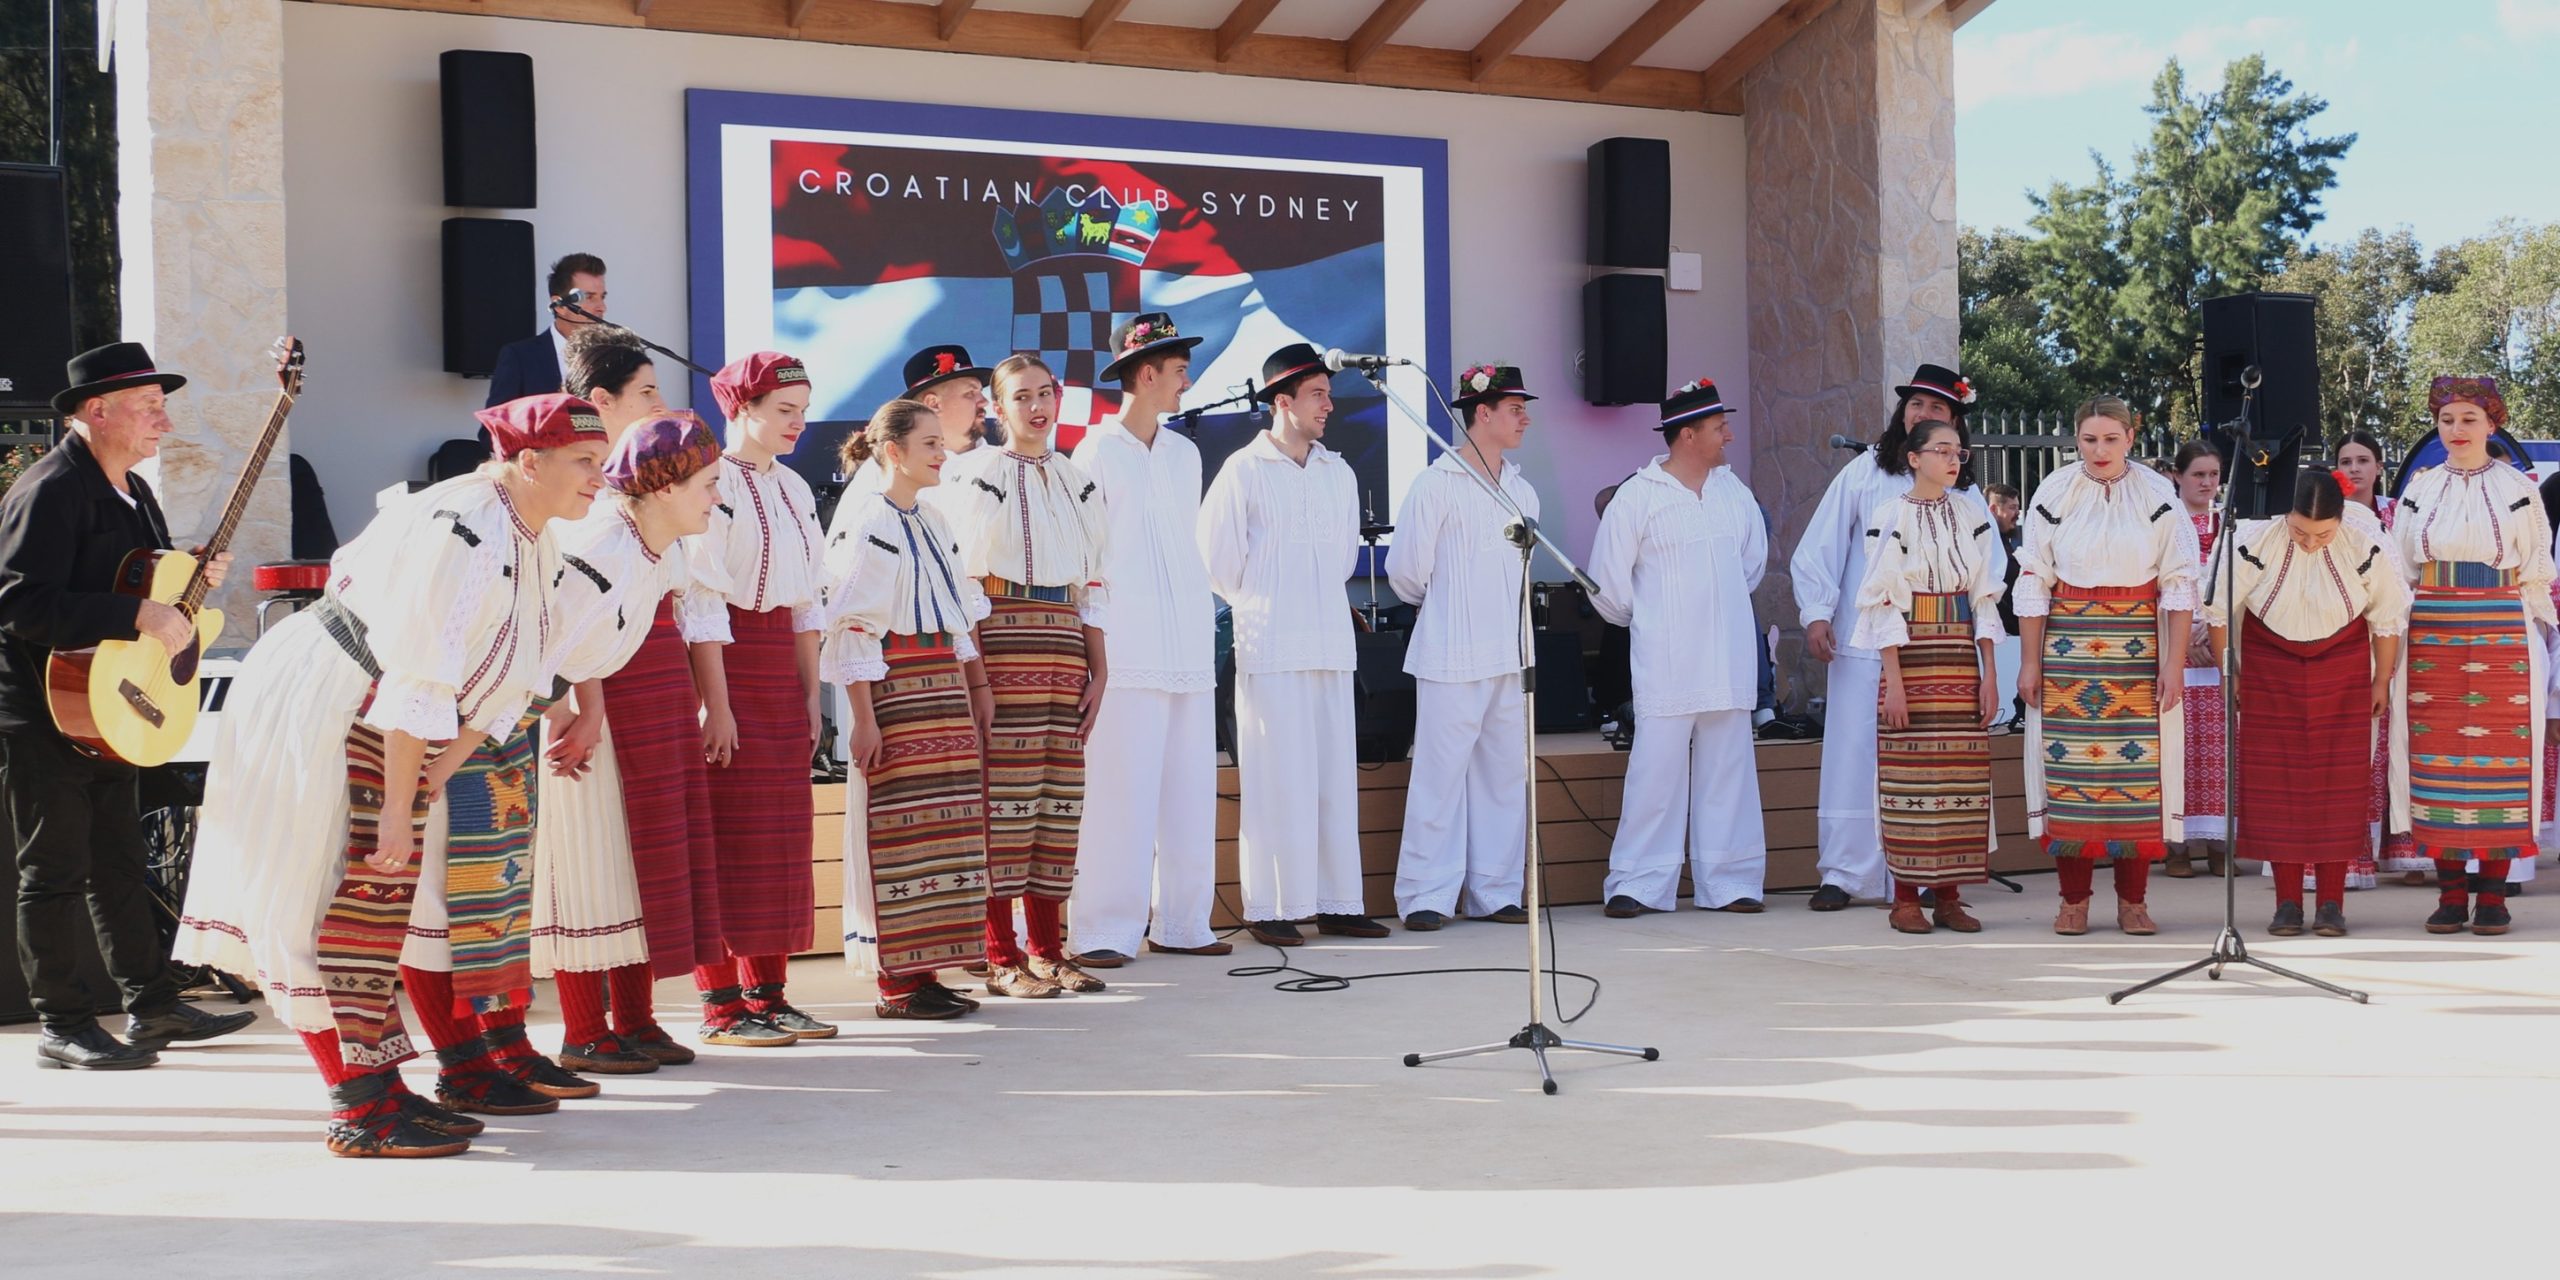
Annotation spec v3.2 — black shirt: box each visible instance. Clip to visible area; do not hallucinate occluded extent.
[1996,525,2023,636]
[0,432,170,732]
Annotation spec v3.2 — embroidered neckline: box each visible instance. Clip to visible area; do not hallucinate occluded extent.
[492,483,536,542]
[618,509,662,564]
[2442,461,2498,478]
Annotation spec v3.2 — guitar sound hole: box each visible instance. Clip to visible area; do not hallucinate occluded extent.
[169,643,200,685]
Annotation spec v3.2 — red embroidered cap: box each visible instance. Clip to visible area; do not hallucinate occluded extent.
[712,351,812,419]
[2429,375,2506,428]
[476,393,606,457]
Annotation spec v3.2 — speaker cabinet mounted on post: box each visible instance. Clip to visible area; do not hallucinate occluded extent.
[1582,274,1666,407]
[1587,138,1670,270]
[443,217,536,377]
[0,163,77,414]
[441,50,537,210]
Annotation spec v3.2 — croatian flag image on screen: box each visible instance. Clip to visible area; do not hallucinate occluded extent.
[687,90,1450,520]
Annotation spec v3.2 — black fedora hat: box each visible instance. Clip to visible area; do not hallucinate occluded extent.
[54,342,187,416]
[1100,312,1205,383]
[1450,363,1538,411]
[1253,342,1333,403]
[903,344,992,396]
[1894,362,1976,409]
[1661,377,1732,431]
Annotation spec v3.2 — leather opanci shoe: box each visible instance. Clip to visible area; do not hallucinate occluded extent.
[1246,920,1305,947]
[559,1036,661,1075]
[622,1024,698,1065]
[1712,898,1765,914]
[1146,939,1234,957]
[1807,884,1853,912]
[1889,902,1933,934]
[1028,954,1106,993]
[1316,914,1390,939]
[2053,901,2090,936]
[1483,905,1531,925]
[1402,910,1448,932]
[1932,899,1982,933]
[125,1001,256,1051]
[1071,950,1131,969]
[2117,902,2158,936]
[2312,902,2349,937]
[1603,896,1649,919]
[34,1024,157,1071]
[2268,901,2306,936]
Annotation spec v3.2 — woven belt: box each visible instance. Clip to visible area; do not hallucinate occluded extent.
[1905,591,1975,625]
[882,630,957,653]
[2418,560,2517,590]
[2054,581,2159,601]
[309,595,382,680]
[981,576,1071,603]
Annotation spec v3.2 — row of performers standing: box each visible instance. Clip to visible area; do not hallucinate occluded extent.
[1787,372,2548,940]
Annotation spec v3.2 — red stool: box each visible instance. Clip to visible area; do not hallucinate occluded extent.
[252,560,330,635]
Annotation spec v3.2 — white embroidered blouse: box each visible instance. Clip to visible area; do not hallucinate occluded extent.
[1792,449,2005,661]
[549,507,728,685]
[2201,516,2411,643]
[1073,418,1214,692]
[940,444,1110,623]
[2011,461,2201,617]
[2390,462,2558,627]
[818,493,991,685]
[1847,493,2008,650]
[679,453,825,641]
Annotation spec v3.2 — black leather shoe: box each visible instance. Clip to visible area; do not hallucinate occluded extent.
[1246,920,1304,947]
[1402,910,1448,932]
[1713,898,1766,914]
[126,1001,257,1050]
[1604,895,1649,919]
[2268,901,2305,936]
[1317,914,1390,938]
[2471,901,2513,935]
[35,1024,158,1071]
[1807,885,1854,912]
[2312,902,2348,937]
[2425,902,2470,934]
[1483,905,1531,924]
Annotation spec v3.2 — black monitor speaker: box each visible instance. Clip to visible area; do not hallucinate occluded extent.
[1582,274,1666,407]
[0,163,77,414]
[1353,631,1417,765]
[442,217,536,377]
[441,50,537,210]
[1586,138,1670,269]
[2199,291,2317,519]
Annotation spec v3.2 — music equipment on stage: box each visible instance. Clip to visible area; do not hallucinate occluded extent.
[251,559,331,635]
[1358,492,1395,632]
[1533,630,1594,731]
[1581,273,1665,407]
[1324,349,1410,373]
[442,217,536,376]
[1353,629,1417,764]
[2199,291,2316,520]
[441,50,538,209]
[1587,138,1671,270]
[0,163,77,414]
[1828,434,1869,453]
[48,340,304,767]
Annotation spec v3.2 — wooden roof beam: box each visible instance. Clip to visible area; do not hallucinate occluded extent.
[1215,0,1284,62]
[936,0,975,41]
[1589,0,1706,91]
[1701,0,1836,113]
[1346,0,1427,73]
[1079,0,1132,51]
[1470,0,1567,83]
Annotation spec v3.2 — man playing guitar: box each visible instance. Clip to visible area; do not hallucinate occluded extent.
[0,342,256,1069]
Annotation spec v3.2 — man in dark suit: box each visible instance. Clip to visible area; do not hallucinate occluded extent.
[485,251,608,409]
[0,343,258,1069]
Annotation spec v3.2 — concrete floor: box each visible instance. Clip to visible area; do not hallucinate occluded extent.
[2,872,2553,1278]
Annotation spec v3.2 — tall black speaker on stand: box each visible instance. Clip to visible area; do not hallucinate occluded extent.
[1582,138,1670,407]
[2199,291,2316,517]
[0,163,77,414]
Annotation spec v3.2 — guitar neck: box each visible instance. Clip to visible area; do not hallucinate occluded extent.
[179,390,295,613]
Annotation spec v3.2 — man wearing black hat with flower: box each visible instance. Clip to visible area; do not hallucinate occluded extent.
[0,343,257,1068]
[1199,342,1385,945]
[1787,363,2003,913]
[1590,378,1771,917]
[1387,363,1541,931]
[832,344,995,521]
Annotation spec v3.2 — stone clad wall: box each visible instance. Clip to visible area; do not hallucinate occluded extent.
[118,0,292,645]
[1740,0,1959,713]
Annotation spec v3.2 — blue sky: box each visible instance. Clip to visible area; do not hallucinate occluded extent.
[1955,0,2560,250]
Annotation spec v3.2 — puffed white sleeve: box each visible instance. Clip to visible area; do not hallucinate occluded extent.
[2198,520,2249,633]
[1330,465,1362,586]
[1738,491,1769,594]
[550,551,631,684]
[818,523,891,686]
[1385,473,1442,606]
[1789,462,1861,628]
[790,479,827,634]
[2011,488,2059,619]
[1958,486,2009,591]
[1587,494,1641,628]
[357,513,506,742]
[2361,535,2409,638]
[2521,494,2557,630]
[1197,461,1251,602]
[1968,515,2007,642]
[676,476,740,645]
[2154,495,2203,613]
[1071,457,1111,629]
[1846,502,1911,651]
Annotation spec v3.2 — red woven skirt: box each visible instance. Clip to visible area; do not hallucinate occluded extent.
[703,605,816,956]
[979,586,1087,903]
[864,634,989,978]
[603,601,729,978]
[2233,613,2372,864]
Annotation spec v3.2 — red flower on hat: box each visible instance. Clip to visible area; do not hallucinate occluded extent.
[935,352,957,376]
[1127,319,1174,349]
[1951,376,1976,405]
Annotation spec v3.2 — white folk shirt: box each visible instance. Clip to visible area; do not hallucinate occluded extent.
[681,453,825,640]
[549,508,727,686]
[2011,461,2201,617]
[819,494,992,684]
[941,444,1110,624]
[1791,449,2005,662]
[1847,493,2008,650]
[2200,516,2410,642]
[1588,458,1768,718]
[1074,417,1214,692]
[1389,449,1540,685]
[328,473,555,742]
[1199,431,1359,675]
[2391,463,2559,628]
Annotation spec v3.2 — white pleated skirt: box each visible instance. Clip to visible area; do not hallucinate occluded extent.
[529,715,652,975]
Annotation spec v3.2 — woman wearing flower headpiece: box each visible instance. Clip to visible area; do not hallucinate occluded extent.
[2389,376,2554,935]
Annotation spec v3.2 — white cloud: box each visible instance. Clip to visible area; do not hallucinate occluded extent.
[1957,17,2314,113]
[2498,0,2560,38]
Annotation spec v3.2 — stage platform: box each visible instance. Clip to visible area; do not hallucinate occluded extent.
[804,733,2047,952]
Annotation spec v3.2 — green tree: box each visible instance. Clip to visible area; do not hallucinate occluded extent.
[2407,221,2560,437]
[0,0,119,360]
[2273,227,2428,445]
[1959,225,2075,413]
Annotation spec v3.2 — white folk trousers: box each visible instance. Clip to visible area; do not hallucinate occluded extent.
[1235,670,1365,921]
[1393,675,1528,918]
[1068,685,1219,955]
[1604,709,1768,909]
[1815,653,1892,899]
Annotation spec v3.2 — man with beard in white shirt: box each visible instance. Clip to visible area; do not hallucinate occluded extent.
[1199,343,1388,946]
[1388,363,1541,931]
[1590,378,1771,917]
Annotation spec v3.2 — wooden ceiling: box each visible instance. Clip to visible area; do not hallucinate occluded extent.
[308,0,1998,114]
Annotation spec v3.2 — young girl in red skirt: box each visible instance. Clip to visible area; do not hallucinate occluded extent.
[684,352,831,1043]
[2167,441,2226,876]
[2203,470,2408,937]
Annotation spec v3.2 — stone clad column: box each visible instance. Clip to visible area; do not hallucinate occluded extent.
[1740,0,1959,712]
[116,0,291,645]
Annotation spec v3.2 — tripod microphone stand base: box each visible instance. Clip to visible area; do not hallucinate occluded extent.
[1404,1023,1659,1097]
[2107,923,2368,1005]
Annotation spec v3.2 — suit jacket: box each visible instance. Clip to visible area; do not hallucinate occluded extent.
[485,330,563,408]
[0,432,172,732]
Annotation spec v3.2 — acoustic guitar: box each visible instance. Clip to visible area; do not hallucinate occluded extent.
[47,337,305,766]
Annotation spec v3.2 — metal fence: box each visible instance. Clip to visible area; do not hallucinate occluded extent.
[1965,410,2182,502]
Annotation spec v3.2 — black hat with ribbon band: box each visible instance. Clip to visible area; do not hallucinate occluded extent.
[1449,363,1538,412]
[902,344,991,396]
[1253,342,1333,403]
[1660,377,1731,431]
[54,342,188,416]
[1100,311,1205,383]
[1894,362,1976,410]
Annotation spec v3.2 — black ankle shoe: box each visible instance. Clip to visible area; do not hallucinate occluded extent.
[2312,902,2348,937]
[327,1074,470,1158]
[2471,901,2512,935]
[2268,901,2305,936]
[432,1038,560,1116]
[2425,902,2470,934]
[1604,895,1648,919]
[485,1020,600,1098]
[389,1084,486,1137]
[1808,884,1854,911]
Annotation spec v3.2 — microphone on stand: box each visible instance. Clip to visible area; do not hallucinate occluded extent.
[1324,349,1413,373]
[1828,434,1869,454]
[548,290,714,378]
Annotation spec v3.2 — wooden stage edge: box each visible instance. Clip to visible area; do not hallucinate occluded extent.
[798,733,2048,956]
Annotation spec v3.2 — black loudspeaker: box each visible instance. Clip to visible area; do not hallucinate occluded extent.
[441,50,537,209]
[443,217,536,377]
[1353,630,1418,765]
[1532,630,1594,731]
[0,163,77,414]
[2199,291,2317,520]
[1586,137,1670,269]
[1582,274,1666,407]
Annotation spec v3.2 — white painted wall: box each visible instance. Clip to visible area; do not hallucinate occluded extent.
[279,5,1747,557]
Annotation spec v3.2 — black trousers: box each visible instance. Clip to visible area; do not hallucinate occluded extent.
[1,727,179,1031]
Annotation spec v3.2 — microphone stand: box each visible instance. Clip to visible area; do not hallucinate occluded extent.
[1364,367,1660,1094]
[2109,371,2366,1005]
[1168,380,1262,437]
[553,298,716,378]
